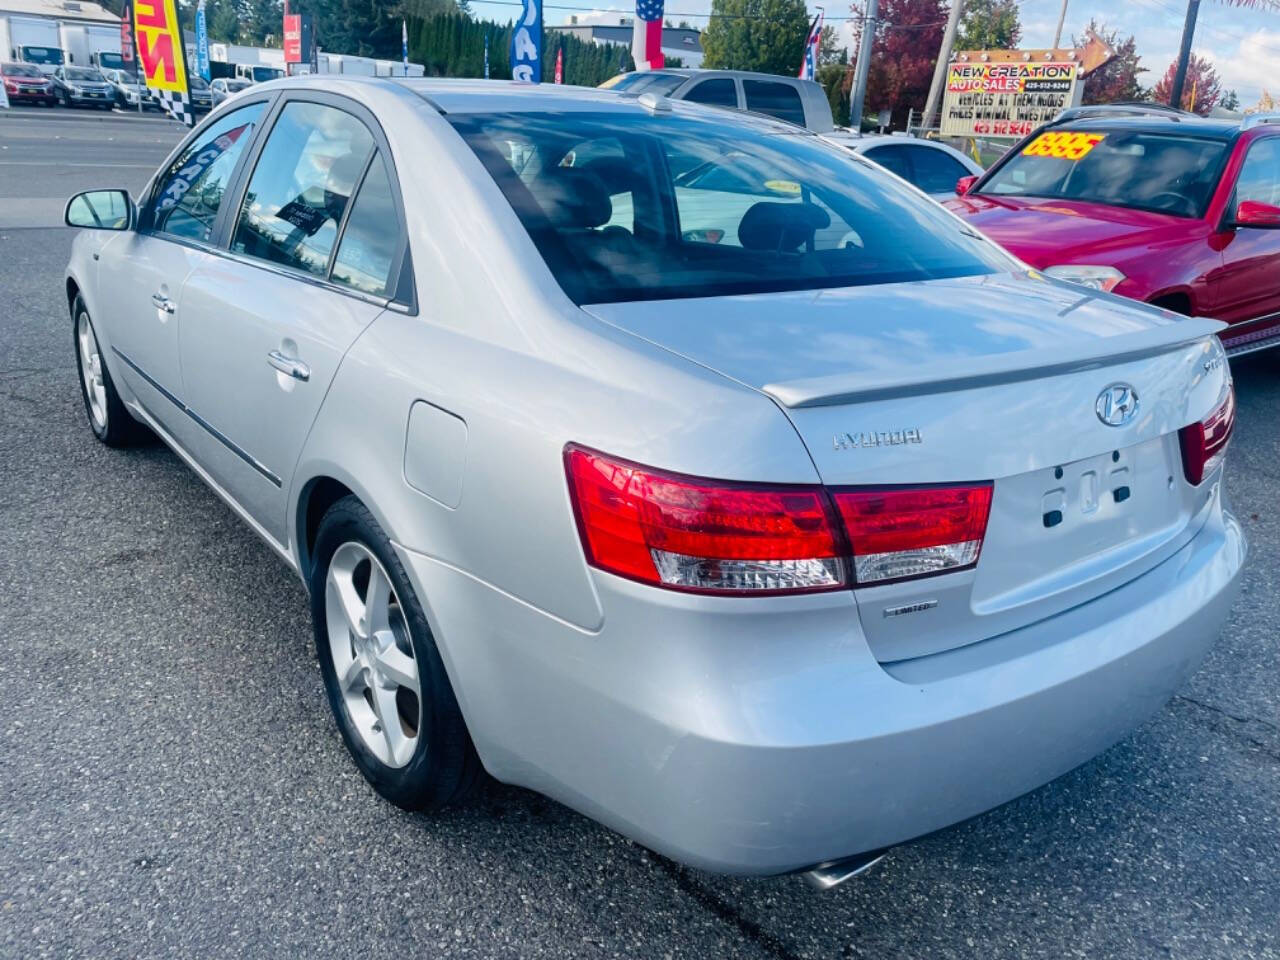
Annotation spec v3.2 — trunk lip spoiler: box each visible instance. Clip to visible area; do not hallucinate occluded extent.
[763,318,1226,409]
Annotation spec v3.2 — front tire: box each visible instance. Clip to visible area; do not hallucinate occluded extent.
[73,294,149,447]
[311,496,482,810]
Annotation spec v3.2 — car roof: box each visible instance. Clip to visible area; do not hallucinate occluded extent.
[395,76,808,124]
[1048,115,1242,141]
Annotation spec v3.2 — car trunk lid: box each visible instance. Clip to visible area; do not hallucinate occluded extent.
[583,271,1229,661]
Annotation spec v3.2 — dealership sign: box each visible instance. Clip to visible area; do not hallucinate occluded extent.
[941,54,1082,139]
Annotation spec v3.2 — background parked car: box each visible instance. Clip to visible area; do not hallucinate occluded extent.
[947,104,1280,356]
[1,61,55,106]
[210,76,252,106]
[101,68,153,111]
[188,75,215,114]
[823,132,983,201]
[50,65,114,109]
[602,68,834,132]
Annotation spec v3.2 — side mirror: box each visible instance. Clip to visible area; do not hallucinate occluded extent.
[955,175,979,197]
[65,190,135,231]
[1233,199,1280,228]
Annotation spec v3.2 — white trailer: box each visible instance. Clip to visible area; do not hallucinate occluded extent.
[0,15,64,72]
[59,22,119,67]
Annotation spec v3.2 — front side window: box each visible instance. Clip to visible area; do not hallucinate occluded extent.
[1234,138,1280,207]
[231,101,374,278]
[330,152,401,297]
[742,80,805,127]
[683,78,737,109]
[979,129,1228,218]
[451,111,1010,305]
[149,101,266,242]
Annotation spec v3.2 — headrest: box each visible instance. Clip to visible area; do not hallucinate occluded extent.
[579,157,635,195]
[738,201,831,252]
[533,168,613,229]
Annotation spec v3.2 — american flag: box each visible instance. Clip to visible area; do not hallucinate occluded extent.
[631,0,665,72]
[798,9,823,81]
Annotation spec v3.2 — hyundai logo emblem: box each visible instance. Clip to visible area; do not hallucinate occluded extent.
[1096,383,1139,427]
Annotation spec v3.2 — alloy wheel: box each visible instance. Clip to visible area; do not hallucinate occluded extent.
[77,310,107,430]
[324,541,422,768]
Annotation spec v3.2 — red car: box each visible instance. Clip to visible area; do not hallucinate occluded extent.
[946,105,1280,356]
[1,62,56,106]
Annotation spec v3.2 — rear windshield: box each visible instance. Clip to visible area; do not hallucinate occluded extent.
[3,63,43,76]
[979,129,1229,218]
[450,110,1009,305]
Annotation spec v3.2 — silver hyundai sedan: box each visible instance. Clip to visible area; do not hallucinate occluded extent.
[63,77,1245,885]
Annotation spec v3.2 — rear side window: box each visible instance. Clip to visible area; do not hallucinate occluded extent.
[1235,138,1280,207]
[149,102,265,242]
[743,80,805,127]
[908,146,971,194]
[231,101,375,278]
[862,144,914,181]
[330,152,401,297]
[683,78,736,109]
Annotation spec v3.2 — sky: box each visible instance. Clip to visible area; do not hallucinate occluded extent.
[466,0,1280,107]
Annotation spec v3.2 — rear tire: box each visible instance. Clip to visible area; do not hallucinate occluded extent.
[311,496,482,810]
[72,294,150,447]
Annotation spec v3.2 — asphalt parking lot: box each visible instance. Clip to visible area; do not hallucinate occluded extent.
[1,108,1278,959]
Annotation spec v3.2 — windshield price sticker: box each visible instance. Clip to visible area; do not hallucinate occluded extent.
[1022,131,1106,161]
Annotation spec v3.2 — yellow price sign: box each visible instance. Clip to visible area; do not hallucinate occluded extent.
[1022,131,1106,161]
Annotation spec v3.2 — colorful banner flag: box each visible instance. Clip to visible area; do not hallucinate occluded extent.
[402,19,409,75]
[134,0,194,126]
[484,32,490,79]
[798,9,822,81]
[632,0,664,72]
[120,0,136,72]
[195,0,211,82]
[510,0,541,83]
[554,45,563,84]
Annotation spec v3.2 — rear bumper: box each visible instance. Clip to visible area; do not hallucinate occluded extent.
[398,494,1245,876]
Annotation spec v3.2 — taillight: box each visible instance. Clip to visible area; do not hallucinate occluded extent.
[564,445,995,594]
[832,484,993,584]
[1179,384,1235,486]
[564,445,846,594]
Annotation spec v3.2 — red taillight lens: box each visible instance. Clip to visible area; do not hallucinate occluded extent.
[832,484,993,584]
[564,445,846,594]
[1179,384,1235,486]
[565,446,997,594]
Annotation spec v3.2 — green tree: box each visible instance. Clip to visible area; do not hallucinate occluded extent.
[818,24,846,65]
[701,0,811,75]
[956,0,1021,50]
[1221,89,1241,111]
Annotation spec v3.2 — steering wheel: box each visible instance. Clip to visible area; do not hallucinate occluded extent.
[1148,191,1193,216]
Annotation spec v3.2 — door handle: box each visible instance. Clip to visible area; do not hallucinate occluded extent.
[151,292,175,314]
[267,350,310,382]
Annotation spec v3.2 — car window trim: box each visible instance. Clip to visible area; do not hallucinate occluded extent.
[218,88,416,313]
[323,146,376,280]
[137,92,280,247]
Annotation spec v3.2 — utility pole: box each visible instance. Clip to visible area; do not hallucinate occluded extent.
[1168,0,1201,110]
[921,0,964,131]
[848,0,878,131]
[1052,0,1068,49]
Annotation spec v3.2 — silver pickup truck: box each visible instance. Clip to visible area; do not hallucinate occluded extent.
[602,68,835,132]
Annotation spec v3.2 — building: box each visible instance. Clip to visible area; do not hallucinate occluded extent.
[548,17,702,69]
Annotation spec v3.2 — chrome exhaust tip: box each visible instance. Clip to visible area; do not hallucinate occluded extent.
[800,848,890,890]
